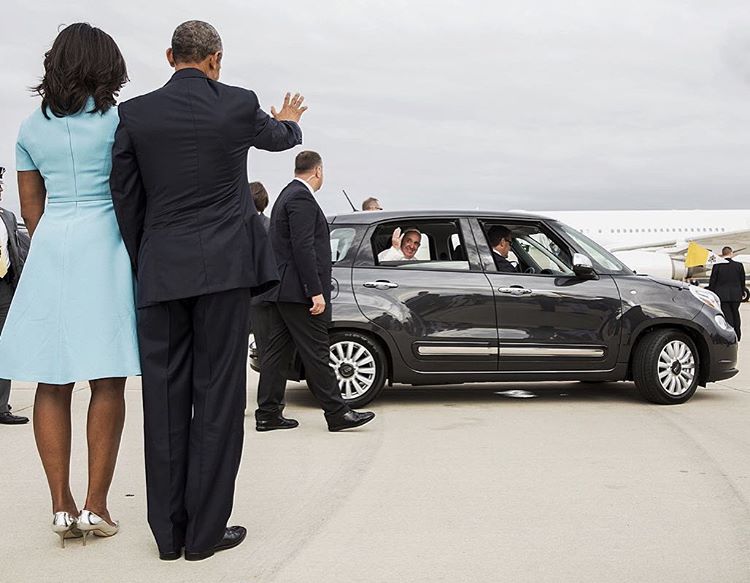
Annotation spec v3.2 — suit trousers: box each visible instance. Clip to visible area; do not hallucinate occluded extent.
[255,301,348,418]
[138,287,251,554]
[721,301,742,341]
[0,280,12,413]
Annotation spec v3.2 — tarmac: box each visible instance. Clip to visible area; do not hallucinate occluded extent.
[2,307,750,582]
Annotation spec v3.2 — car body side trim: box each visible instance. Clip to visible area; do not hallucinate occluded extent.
[416,346,497,356]
[500,347,605,358]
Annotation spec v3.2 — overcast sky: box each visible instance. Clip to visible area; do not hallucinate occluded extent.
[2,0,750,216]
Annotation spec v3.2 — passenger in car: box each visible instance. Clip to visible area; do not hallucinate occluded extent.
[487,226,518,272]
[378,227,422,262]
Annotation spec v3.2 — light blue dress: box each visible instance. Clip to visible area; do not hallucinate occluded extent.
[0,98,141,383]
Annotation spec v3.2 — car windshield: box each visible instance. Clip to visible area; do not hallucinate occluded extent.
[554,221,632,274]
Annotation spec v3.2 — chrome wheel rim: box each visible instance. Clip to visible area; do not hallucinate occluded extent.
[657,340,696,396]
[329,341,377,400]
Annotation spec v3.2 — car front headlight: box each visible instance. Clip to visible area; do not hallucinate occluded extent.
[714,314,733,332]
[689,286,721,311]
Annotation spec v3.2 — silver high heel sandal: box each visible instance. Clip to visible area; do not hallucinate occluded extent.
[77,510,119,546]
[52,512,82,548]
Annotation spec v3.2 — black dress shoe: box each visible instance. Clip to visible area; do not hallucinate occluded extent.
[326,409,375,432]
[0,412,29,425]
[256,415,299,432]
[159,549,182,561]
[184,526,247,561]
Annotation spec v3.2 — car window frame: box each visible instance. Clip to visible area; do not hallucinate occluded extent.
[354,217,482,273]
[471,217,579,277]
[328,223,367,268]
[552,220,634,276]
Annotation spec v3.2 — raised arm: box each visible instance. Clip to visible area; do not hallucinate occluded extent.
[110,119,146,272]
[251,91,305,152]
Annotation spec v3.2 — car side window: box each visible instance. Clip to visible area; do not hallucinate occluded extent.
[480,221,574,276]
[330,228,356,263]
[329,224,366,266]
[371,220,470,271]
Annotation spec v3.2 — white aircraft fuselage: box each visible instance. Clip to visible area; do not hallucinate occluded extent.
[539,209,750,281]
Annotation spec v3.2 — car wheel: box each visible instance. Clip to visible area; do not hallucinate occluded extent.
[329,331,387,407]
[632,329,699,404]
[742,287,749,303]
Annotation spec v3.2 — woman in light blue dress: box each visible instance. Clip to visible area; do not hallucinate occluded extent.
[0,23,140,546]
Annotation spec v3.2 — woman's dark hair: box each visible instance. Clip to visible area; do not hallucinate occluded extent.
[250,181,269,213]
[33,23,128,119]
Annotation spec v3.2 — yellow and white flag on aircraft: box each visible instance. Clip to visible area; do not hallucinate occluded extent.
[685,242,710,268]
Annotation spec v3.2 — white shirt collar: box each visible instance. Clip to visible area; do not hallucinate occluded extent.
[294,177,315,195]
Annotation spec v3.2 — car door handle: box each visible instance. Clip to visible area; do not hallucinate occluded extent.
[497,286,532,295]
[363,280,399,290]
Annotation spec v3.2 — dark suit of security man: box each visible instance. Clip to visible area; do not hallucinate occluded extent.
[254,151,375,432]
[0,171,31,425]
[109,21,307,561]
[709,247,745,341]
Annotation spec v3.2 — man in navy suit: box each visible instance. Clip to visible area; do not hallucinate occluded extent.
[254,151,375,432]
[110,21,306,561]
[709,246,746,340]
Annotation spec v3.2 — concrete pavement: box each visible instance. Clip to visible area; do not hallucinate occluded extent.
[1,308,750,582]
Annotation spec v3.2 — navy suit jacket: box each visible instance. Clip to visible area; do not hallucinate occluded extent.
[110,68,302,307]
[492,251,518,273]
[709,258,746,303]
[264,179,332,318]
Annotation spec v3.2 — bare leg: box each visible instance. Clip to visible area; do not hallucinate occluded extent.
[33,383,77,514]
[83,377,126,525]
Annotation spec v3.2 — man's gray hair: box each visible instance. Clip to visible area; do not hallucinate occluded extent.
[171,20,222,64]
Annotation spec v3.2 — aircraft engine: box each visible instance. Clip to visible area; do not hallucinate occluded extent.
[612,250,687,280]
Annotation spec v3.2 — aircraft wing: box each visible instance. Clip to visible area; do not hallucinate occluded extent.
[684,228,750,254]
[608,229,750,255]
[609,239,678,252]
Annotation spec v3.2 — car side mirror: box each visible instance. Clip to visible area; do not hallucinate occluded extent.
[572,253,598,279]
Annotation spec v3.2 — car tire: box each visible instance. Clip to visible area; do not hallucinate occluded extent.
[632,329,699,404]
[742,287,749,303]
[329,331,388,407]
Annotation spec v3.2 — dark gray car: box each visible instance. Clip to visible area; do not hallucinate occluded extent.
[249,210,738,406]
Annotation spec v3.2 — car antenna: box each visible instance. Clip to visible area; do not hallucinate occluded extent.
[342,189,357,212]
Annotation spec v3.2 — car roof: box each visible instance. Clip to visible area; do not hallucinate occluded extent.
[327,209,555,224]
